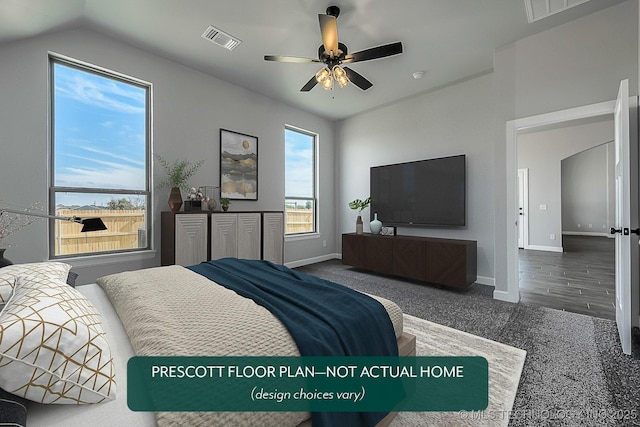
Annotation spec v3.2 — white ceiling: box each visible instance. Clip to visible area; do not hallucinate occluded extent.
[0,0,626,121]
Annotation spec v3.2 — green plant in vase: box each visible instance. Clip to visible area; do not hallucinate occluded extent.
[156,154,204,212]
[348,197,371,235]
[220,197,231,212]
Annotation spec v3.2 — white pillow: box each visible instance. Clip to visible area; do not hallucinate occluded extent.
[0,262,71,304]
[0,276,116,404]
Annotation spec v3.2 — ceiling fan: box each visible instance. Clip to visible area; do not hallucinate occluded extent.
[264,5,403,92]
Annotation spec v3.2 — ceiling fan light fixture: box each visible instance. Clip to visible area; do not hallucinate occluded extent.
[333,65,349,87]
[315,67,330,82]
[316,67,333,90]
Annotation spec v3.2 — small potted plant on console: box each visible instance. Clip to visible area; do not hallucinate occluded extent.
[348,197,371,235]
[220,197,231,212]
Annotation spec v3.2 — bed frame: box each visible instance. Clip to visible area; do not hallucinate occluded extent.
[377,332,416,427]
[396,331,417,357]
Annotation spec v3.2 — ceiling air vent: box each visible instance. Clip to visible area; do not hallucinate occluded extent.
[524,0,590,23]
[201,25,241,51]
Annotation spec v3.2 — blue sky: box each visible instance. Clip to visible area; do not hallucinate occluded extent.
[53,63,147,207]
[284,128,314,199]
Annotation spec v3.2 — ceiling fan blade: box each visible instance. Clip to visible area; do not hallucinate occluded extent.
[343,42,403,63]
[318,14,339,56]
[264,55,320,63]
[343,67,373,91]
[300,75,319,92]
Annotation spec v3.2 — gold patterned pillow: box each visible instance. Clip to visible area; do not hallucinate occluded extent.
[0,262,71,304]
[0,276,116,404]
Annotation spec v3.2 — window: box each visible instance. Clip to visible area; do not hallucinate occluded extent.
[50,56,151,257]
[285,126,317,235]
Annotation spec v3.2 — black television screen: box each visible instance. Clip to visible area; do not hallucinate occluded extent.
[370,154,466,227]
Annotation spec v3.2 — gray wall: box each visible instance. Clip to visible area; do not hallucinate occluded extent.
[493,0,639,296]
[517,119,614,250]
[562,142,615,236]
[336,73,496,283]
[0,28,336,283]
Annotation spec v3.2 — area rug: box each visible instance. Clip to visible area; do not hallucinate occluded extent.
[391,314,527,427]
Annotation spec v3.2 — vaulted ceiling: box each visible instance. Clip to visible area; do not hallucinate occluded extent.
[0,0,625,120]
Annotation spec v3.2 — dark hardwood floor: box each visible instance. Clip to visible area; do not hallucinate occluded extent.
[519,235,615,320]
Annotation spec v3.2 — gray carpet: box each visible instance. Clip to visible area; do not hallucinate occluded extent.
[296,260,640,427]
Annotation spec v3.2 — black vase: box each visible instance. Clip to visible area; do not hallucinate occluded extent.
[0,249,13,268]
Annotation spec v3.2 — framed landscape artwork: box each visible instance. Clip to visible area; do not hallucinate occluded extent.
[220,129,258,200]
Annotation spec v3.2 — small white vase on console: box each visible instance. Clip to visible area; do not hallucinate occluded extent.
[370,213,382,235]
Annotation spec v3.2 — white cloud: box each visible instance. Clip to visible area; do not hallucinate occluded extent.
[79,147,145,168]
[55,65,146,115]
[56,154,145,190]
[56,167,145,190]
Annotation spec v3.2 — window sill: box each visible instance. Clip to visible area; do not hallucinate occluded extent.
[285,232,321,242]
[53,250,157,268]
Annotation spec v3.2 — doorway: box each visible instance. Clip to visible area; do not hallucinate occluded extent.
[504,100,616,301]
[515,119,616,319]
[517,168,528,249]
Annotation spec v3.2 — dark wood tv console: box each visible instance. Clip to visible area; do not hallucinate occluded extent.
[342,233,477,288]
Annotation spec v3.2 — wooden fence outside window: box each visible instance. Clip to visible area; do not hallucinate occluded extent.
[285,208,313,234]
[54,209,146,256]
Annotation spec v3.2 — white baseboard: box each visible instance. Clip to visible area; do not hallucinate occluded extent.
[475,276,495,286]
[525,245,563,253]
[563,231,611,238]
[493,288,520,303]
[285,253,340,269]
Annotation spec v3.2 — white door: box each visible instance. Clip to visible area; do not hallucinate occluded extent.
[612,79,632,355]
[517,169,528,249]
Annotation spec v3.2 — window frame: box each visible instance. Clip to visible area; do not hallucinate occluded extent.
[48,54,153,259]
[284,125,318,237]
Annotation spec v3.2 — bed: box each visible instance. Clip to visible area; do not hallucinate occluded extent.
[0,259,414,427]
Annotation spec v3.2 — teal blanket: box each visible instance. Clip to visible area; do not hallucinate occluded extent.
[187,258,399,427]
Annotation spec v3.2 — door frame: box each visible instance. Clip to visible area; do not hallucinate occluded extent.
[517,168,529,249]
[504,101,616,304]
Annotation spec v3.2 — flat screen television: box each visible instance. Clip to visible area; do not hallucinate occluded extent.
[370,154,466,227]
